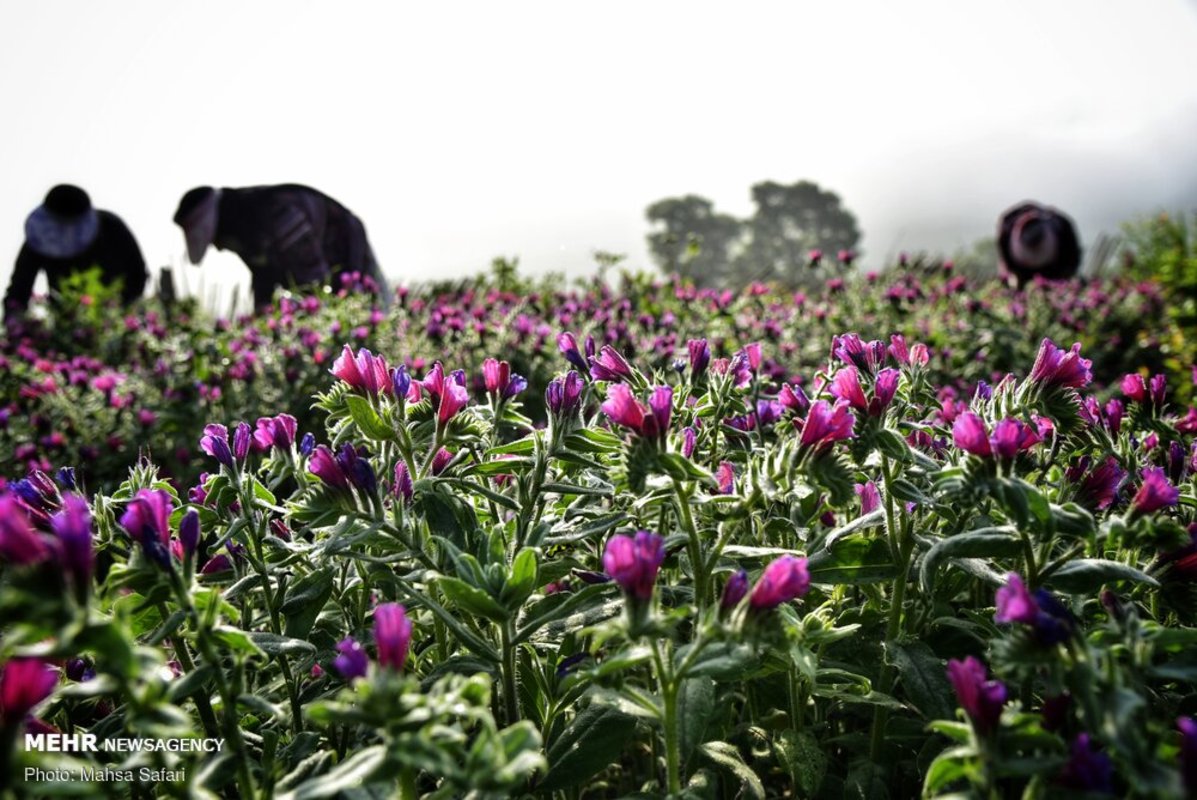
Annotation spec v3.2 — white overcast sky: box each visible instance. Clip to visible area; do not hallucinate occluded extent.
[2,1,1197,304]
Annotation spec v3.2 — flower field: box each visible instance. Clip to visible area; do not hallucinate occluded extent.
[2,263,1197,798]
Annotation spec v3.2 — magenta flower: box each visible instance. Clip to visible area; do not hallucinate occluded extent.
[688,339,710,377]
[374,603,413,673]
[482,358,510,394]
[994,573,1037,625]
[120,489,175,569]
[832,334,886,375]
[749,555,810,610]
[797,400,856,451]
[253,414,297,451]
[1179,717,1197,796]
[1131,467,1179,516]
[0,495,50,566]
[829,367,869,412]
[645,385,673,439]
[946,657,1006,737]
[51,495,94,587]
[199,423,234,467]
[430,448,454,476]
[952,413,991,457]
[681,427,697,458]
[333,637,368,682]
[715,462,735,494]
[423,363,470,424]
[601,383,648,434]
[1073,457,1126,511]
[1029,339,1092,389]
[0,657,59,727]
[721,569,749,609]
[310,445,351,490]
[989,418,1041,460]
[589,345,634,382]
[603,531,665,601]
[1121,373,1147,403]
[855,482,881,515]
[331,345,390,396]
[779,383,810,414]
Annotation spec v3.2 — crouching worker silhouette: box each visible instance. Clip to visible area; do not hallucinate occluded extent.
[173,184,389,310]
[997,201,1081,289]
[4,184,147,322]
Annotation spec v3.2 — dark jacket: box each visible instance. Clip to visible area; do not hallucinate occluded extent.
[5,211,147,320]
[213,184,385,308]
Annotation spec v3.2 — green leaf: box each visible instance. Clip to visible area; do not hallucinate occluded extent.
[920,528,1021,594]
[278,744,388,800]
[501,548,539,607]
[807,537,896,585]
[281,567,335,640]
[247,631,318,657]
[344,395,395,441]
[515,584,613,645]
[211,626,266,658]
[775,730,827,797]
[678,677,717,766]
[886,640,952,721]
[922,745,979,796]
[438,576,509,622]
[1044,559,1159,594]
[539,704,638,792]
[697,741,765,800]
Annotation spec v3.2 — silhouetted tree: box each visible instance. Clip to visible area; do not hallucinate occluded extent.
[645,195,742,288]
[737,180,861,286]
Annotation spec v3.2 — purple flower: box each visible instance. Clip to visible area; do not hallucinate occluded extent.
[120,489,175,569]
[749,555,810,610]
[952,413,991,457]
[646,385,673,439]
[253,414,297,451]
[946,657,1006,737]
[855,482,880,515]
[233,422,252,461]
[1132,467,1179,516]
[1150,374,1168,408]
[179,509,200,557]
[0,657,59,726]
[715,462,735,494]
[994,574,1073,645]
[391,365,412,398]
[557,332,589,373]
[832,334,886,376]
[55,467,76,491]
[1179,717,1197,796]
[310,445,350,490]
[502,373,528,400]
[52,495,94,587]
[688,339,710,377]
[333,637,368,682]
[797,400,856,451]
[331,345,390,396]
[299,432,316,457]
[1056,733,1113,793]
[0,495,50,566]
[681,427,697,458]
[1029,339,1092,389]
[336,444,377,494]
[373,603,413,672]
[546,371,584,418]
[393,462,414,505]
[603,531,665,601]
[589,345,634,382]
[199,423,234,467]
[721,570,749,609]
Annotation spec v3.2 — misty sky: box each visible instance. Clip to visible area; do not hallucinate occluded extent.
[2,1,1197,307]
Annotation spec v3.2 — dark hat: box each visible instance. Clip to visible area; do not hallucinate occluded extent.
[24,184,100,259]
[173,186,221,264]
